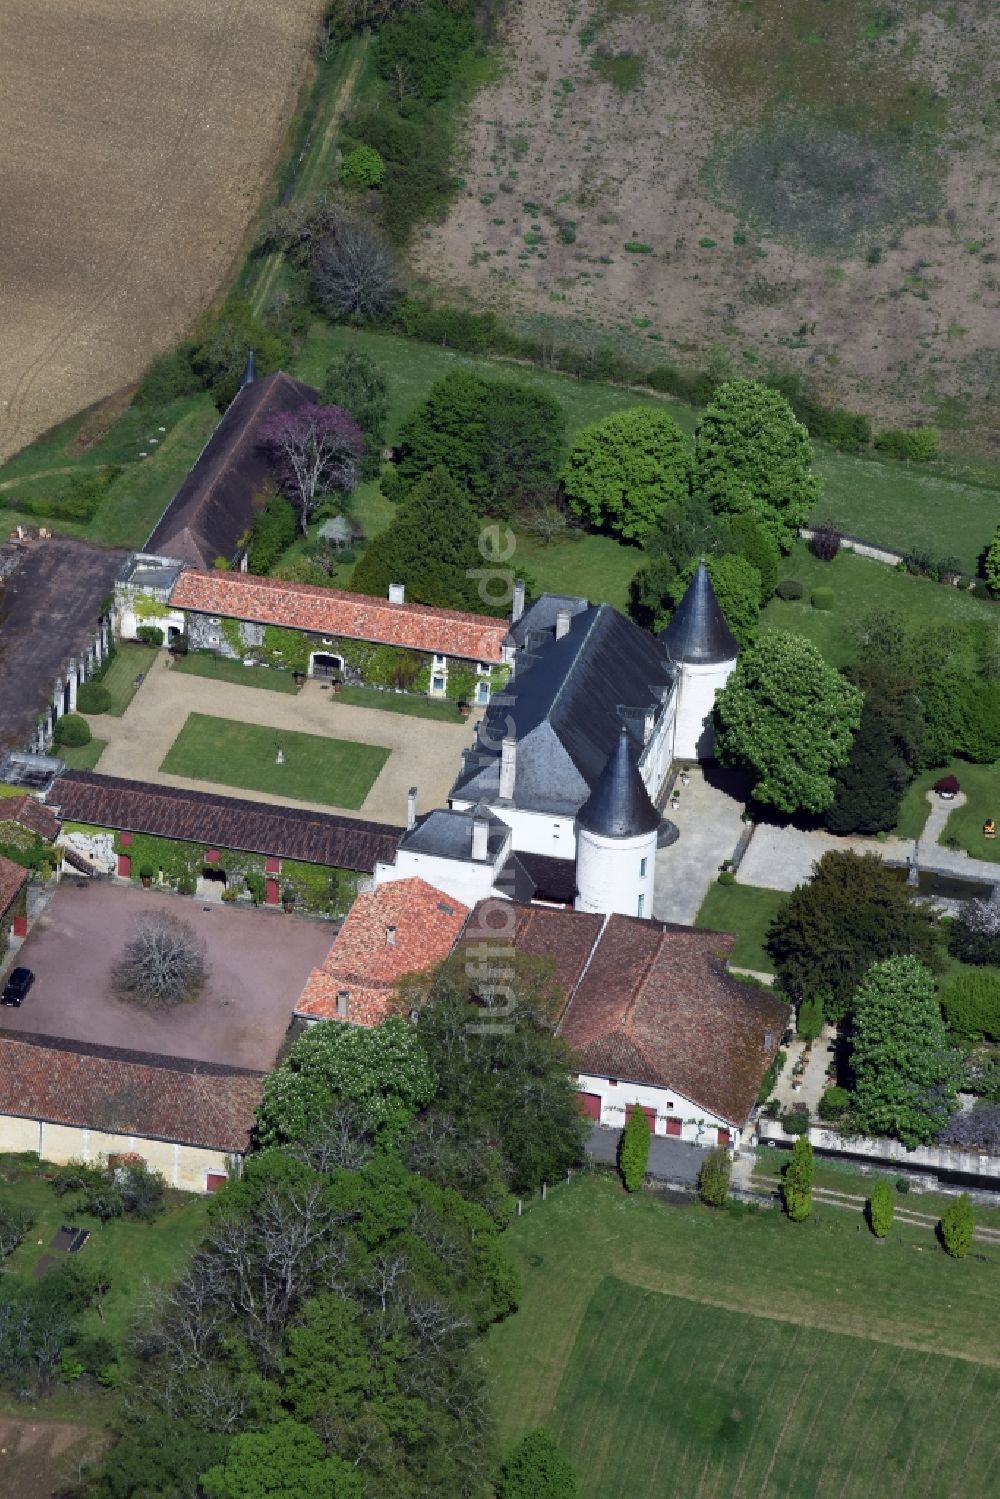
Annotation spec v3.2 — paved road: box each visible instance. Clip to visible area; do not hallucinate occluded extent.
[586,1124,709,1184]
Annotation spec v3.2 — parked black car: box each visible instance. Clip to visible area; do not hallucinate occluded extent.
[1,967,34,1006]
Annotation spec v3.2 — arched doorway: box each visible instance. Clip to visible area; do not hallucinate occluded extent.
[310,651,343,680]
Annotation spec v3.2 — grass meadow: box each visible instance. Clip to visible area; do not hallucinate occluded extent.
[487,1176,1000,1498]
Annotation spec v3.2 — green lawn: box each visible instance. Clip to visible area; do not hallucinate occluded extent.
[159,712,390,808]
[762,543,995,668]
[85,396,219,546]
[895,766,942,840]
[335,685,464,722]
[749,1151,1000,1232]
[511,528,640,612]
[98,644,159,715]
[59,738,106,771]
[486,1175,1000,1496]
[173,653,300,694]
[940,761,1000,861]
[695,881,788,972]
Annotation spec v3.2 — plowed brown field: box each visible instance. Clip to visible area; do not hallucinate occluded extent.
[0,0,324,463]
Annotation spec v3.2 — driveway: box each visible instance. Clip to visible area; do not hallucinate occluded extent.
[88,653,480,825]
[0,881,334,1071]
[653,765,748,925]
[586,1124,709,1184]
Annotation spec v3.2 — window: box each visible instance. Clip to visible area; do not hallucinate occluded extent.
[608,1078,618,1088]
[476,661,492,675]
[476,681,490,705]
[431,674,445,694]
[639,857,647,877]
[637,894,644,917]
[432,654,447,670]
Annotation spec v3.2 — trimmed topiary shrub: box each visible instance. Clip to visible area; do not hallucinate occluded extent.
[136,624,164,647]
[867,1179,894,1238]
[782,1135,813,1221]
[939,1193,974,1258]
[811,587,835,610]
[699,1146,732,1207]
[797,995,824,1041]
[53,713,92,748]
[76,682,112,715]
[818,1085,850,1121]
[780,1104,810,1135]
[619,1103,651,1191]
[809,520,841,561]
[776,577,804,600]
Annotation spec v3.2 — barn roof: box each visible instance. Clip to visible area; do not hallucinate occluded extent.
[0,793,59,842]
[46,771,399,873]
[0,854,28,919]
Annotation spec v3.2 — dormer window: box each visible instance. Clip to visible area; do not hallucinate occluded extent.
[476,661,492,675]
[386,926,397,947]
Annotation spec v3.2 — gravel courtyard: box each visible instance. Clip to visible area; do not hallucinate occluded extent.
[0,882,335,1071]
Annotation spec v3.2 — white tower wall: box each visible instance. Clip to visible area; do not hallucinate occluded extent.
[673,657,737,761]
[575,825,658,918]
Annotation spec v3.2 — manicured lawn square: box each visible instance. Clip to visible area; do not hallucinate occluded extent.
[695,881,788,972]
[159,713,389,808]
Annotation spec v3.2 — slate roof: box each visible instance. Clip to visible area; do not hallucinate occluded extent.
[0,794,59,842]
[0,854,28,918]
[659,561,739,665]
[0,1033,263,1153]
[169,570,508,664]
[398,804,510,863]
[46,772,399,871]
[501,851,577,905]
[452,602,674,815]
[0,537,127,751]
[577,727,660,839]
[459,899,603,1013]
[508,593,589,649]
[146,372,320,569]
[560,916,789,1126]
[295,877,468,1025]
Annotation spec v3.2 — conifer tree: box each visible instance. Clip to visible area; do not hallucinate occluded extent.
[783,1136,813,1221]
[940,1194,974,1258]
[619,1104,651,1192]
[350,467,491,611]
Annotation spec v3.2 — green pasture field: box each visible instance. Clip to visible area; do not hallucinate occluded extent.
[159,712,389,809]
[487,1175,1000,1497]
[695,881,788,972]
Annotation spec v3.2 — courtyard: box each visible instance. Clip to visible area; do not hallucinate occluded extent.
[0,882,334,1071]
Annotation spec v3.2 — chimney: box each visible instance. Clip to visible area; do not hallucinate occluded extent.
[385,925,397,947]
[643,708,655,744]
[388,582,405,605]
[336,990,349,1018]
[499,737,516,800]
[512,578,526,623]
[555,608,571,641]
[406,786,417,831]
[472,817,489,861]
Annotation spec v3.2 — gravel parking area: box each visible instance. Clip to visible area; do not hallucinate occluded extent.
[0,882,334,1071]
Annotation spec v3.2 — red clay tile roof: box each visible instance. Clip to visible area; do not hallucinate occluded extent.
[47,771,400,869]
[295,877,469,1025]
[169,570,508,664]
[460,899,603,1017]
[560,915,789,1127]
[0,854,28,919]
[0,794,59,842]
[0,1033,263,1153]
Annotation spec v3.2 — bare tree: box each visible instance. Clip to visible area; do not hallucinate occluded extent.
[515,492,578,546]
[312,220,400,324]
[257,404,363,533]
[113,912,207,1008]
[257,194,345,266]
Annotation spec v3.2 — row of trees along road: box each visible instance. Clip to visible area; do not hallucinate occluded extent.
[89,954,584,1499]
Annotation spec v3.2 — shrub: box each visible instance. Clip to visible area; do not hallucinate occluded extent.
[811,587,835,610]
[133,343,201,408]
[619,1104,651,1191]
[940,969,1000,1042]
[136,624,164,647]
[875,426,940,462]
[699,1146,732,1207]
[340,144,385,189]
[810,520,841,561]
[624,241,654,253]
[776,577,803,600]
[717,869,736,885]
[0,1200,34,1260]
[818,1085,850,1121]
[797,995,824,1041]
[895,1176,910,1193]
[867,1179,894,1237]
[497,1429,578,1499]
[169,632,189,657]
[934,775,960,795]
[782,1136,813,1221]
[939,1193,974,1258]
[53,714,92,748]
[948,896,1000,967]
[76,681,111,715]
[781,1105,810,1136]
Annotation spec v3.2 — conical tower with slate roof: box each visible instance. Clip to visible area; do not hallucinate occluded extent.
[659,561,739,760]
[575,727,660,917]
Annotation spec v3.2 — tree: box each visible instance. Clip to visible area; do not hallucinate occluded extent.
[256,1015,435,1148]
[113,912,208,1009]
[823,693,913,835]
[201,1419,362,1499]
[767,851,941,1018]
[948,894,1000,967]
[388,371,565,512]
[698,1146,732,1207]
[322,349,389,480]
[714,632,862,814]
[340,144,385,189]
[939,1194,974,1258]
[619,1104,651,1192]
[376,2,475,102]
[88,1416,228,1499]
[986,525,1000,596]
[730,512,780,601]
[497,1430,578,1499]
[256,404,363,534]
[561,407,690,543]
[850,957,958,1147]
[247,495,298,574]
[867,1180,894,1238]
[349,467,491,611]
[939,969,1000,1042]
[692,379,822,552]
[782,1136,813,1221]
[311,218,400,323]
[191,299,291,411]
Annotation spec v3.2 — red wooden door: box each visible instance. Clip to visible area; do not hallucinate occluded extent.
[578,1092,602,1120]
[117,853,131,878]
[665,1117,682,1137]
[717,1127,731,1147]
[265,878,280,906]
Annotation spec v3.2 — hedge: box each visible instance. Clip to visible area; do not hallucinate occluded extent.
[776,578,803,600]
[54,714,92,748]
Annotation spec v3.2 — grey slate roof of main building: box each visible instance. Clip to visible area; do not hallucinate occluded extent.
[452,601,674,816]
[399,804,509,863]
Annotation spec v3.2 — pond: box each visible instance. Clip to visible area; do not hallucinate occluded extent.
[885,865,995,902]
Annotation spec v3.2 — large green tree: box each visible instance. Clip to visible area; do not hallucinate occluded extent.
[767,850,941,1018]
[692,379,821,551]
[850,957,958,1147]
[985,524,1000,596]
[714,632,862,813]
[668,553,762,643]
[824,687,916,835]
[191,299,291,411]
[201,1420,362,1499]
[497,1430,578,1499]
[387,370,565,511]
[561,407,690,543]
[322,349,389,480]
[350,467,492,611]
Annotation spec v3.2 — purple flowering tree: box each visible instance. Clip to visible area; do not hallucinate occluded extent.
[257,404,363,534]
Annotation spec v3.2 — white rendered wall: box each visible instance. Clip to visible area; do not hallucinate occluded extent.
[575,825,657,918]
[672,657,737,761]
[0,1114,238,1193]
[454,802,577,860]
[375,848,501,909]
[638,690,677,802]
[577,1073,739,1147]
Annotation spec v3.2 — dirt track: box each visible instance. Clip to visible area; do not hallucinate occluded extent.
[0,0,324,464]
